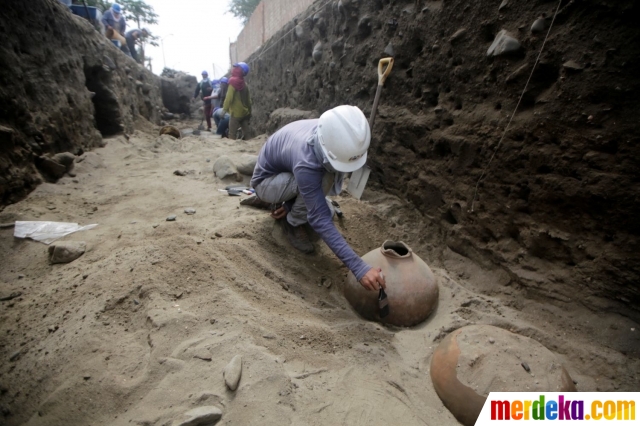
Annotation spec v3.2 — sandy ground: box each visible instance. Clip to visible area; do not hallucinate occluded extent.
[0,119,638,426]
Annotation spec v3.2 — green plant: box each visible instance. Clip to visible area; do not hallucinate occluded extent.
[227,0,261,24]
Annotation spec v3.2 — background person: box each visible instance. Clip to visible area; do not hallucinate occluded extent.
[223,62,252,140]
[212,107,230,137]
[123,28,148,62]
[102,3,126,45]
[193,71,214,131]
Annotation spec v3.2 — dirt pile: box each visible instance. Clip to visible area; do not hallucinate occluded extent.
[245,0,640,315]
[0,0,169,205]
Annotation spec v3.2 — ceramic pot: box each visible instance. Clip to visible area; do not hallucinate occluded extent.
[345,240,438,326]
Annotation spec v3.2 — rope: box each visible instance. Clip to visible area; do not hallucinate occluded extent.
[470,0,563,212]
[246,0,334,66]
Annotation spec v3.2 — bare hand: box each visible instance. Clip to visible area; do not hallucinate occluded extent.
[359,267,386,291]
[270,206,287,220]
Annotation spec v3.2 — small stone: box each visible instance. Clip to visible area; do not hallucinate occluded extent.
[521,362,531,372]
[133,299,140,305]
[223,355,242,391]
[263,334,276,340]
[212,156,239,180]
[531,18,545,34]
[236,154,258,176]
[214,232,222,238]
[487,30,521,56]
[489,337,495,344]
[152,224,159,228]
[498,0,508,11]
[18,274,24,279]
[194,351,213,362]
[563,60,584,72]
[83,375,91,380]
[174,170,188,176]
[449,28,467,43]
[312,43,323,62]
[83,274,88,279]
[176,406,223,426]
[184,208,196,215]
[206,158,211,163]
[434,106,444,114]
[384,42,395,57]
[9,350,21,362]
[48,241,86,264]
[0,292,23,302]
[166,215,177,221]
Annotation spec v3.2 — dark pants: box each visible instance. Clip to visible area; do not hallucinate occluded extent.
[203,104,213,129]
[229,115,251,140]
[125,35,138,62]
[216,116,230,137]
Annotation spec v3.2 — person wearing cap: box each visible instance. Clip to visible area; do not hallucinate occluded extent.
[249,105,386,292]
[193,71,214,131]
[102,3,126,43]
[223,62,252,140]
[123,28,148,62]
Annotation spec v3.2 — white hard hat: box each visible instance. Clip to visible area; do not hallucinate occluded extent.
[317,105,371,172]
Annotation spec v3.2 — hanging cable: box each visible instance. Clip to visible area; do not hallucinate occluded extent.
[470,0,563,212]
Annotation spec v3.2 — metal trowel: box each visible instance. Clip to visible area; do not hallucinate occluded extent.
[347,57,393,200]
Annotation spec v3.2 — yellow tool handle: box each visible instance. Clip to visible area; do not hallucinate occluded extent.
[378,57,394,86]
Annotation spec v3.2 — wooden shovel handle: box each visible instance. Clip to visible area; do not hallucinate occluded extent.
[378,57,394,86]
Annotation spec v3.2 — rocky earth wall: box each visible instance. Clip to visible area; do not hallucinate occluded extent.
[245,0,640,314]
[0,0,164,204]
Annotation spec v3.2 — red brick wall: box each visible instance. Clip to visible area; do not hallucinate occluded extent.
[229,0,315,63]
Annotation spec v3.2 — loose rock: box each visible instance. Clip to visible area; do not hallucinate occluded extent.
[48,241,86,264]
[531,18,546,34]
[563,60,584,72]
[212,156,239,180]
[487,30,521,56]
[223,355,242,391]
[194,351,212,362]
[312,41,323,62]
[498,0,508,11]
[166,215,177,221]
[449,28,467,43]
[176,406,223,426]
[36,156,67,180]
[236,154,258,176]
[184,208,196,215]
[0,292,22,302]
[384,42,395,57]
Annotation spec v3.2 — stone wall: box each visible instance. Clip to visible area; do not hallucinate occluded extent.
[0,0,164,204]
[230,0,315,62]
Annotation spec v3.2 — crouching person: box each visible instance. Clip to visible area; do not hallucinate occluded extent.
[250,105,386,291]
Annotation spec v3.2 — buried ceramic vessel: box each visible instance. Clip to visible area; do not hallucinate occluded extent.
[345,240,438,326]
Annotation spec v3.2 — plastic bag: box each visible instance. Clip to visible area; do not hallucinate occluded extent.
[13,221,98,244]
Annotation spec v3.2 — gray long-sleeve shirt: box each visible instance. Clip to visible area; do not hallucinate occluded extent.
[251,119,371,281]
[101,9,126,34]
